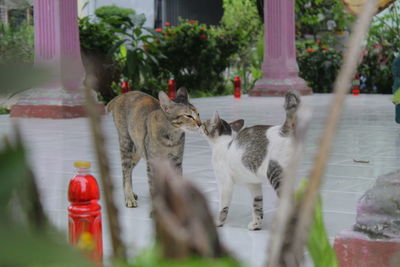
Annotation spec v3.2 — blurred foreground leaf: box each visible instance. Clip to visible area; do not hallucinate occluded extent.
[131,246,243,267]
[0,137,27,212]
[0,134,92,267]
[296,180,339,267]
[0,225,93,267]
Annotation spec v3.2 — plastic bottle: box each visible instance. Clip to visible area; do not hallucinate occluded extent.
[234,76,241,99]
[168,77,176,99]
[68,161,103,264]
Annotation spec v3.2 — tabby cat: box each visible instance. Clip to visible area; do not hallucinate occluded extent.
[107,88,201,208]
[201,91,300,230]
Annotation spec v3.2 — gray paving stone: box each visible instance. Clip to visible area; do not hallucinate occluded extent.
[0,93,398,266]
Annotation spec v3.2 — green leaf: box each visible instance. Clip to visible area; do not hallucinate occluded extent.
[0,140,27,212]
[296,180,339,267]
[120,43,127,58]
[143,27,162,37]
[106,39,127,58]
[130,13,147,28]
[393,89,400,104]
[0,225,92,267]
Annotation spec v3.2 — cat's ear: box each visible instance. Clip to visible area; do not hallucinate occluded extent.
[158,91,174,113]
[176,87,189,102]
[229,119,244,132]
[211,111,221,125]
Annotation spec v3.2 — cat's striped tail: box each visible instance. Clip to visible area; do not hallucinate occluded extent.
[280,90,301,136]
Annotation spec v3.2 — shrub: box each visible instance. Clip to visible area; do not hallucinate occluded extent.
[0,23,34,65]
[357,3,400,94]
[296,40,342,93]
[0,107,9,114]
[221,0,264,92]
[79,17,120,56]
[109,13,163,96]
[95,5,135,29]
[79,17,122,102]
[146,19,241,96]
[357,44,394,94]
[295,0,354,38]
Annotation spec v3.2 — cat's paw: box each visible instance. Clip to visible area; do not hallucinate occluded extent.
[125,194,138,208]
[248,221,262,231]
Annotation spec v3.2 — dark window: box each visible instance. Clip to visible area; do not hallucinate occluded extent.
[161,0,223,26]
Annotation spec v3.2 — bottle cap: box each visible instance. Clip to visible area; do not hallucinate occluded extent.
[74,161,91,169]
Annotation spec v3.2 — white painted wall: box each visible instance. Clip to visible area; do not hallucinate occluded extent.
[78,0,155,27]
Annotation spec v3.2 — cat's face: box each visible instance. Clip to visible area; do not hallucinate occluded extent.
[202,111,244,142]
[159,88,202,132]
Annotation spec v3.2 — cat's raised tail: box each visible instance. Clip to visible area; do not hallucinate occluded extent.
[284,90,301,114]
[280,90,301,136]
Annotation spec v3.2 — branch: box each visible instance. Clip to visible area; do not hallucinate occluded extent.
[266,0,379,265]
[84,86,127,262]
[290,0,379,264]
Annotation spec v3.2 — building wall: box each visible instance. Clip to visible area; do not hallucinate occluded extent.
[78,0,155,27]
[163,0,223,26]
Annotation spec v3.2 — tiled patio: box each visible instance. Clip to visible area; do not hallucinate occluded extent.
[0,93,399,266]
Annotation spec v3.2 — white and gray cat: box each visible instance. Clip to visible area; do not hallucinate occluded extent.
[201,91,300,230]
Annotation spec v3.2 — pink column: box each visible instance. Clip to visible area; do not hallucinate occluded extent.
[11,0,103,118]
[249,0,312,96]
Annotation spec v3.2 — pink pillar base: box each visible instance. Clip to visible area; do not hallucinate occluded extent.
[334,229,400,267]
[10,104,105,119]
[10,86,104,119]
[249,77,312,96]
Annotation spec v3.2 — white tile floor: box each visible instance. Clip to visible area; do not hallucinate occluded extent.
[1,93,399,266]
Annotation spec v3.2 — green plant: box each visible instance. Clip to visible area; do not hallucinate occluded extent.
[79,16,122,102]
[295,0,354,38]
[358,2,400,94]
[0,23,34,65]
[358,44,394,94]
[109,13,162,95]
[296,180,339,267]
[146,19,241,96]
[131,246,243,267]
[95,5,135,29]
[79,17,120,56]
[221,0,263,92]
[0,132,92,267]
[221,0,262,44]
[296,40,342,93]
[393,90,400,104]
[0,107,9,114]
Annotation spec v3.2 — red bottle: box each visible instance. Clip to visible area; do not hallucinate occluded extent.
[120,79,130,94]
[168,77,176,99]
[68,161,103,264]
[352,73,360,96]
[234,76,241,99]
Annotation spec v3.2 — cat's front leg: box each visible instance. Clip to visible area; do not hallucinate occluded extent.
[216,180,233,227]
[246,183,263,231]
